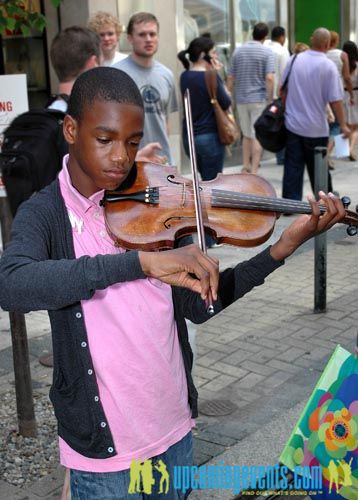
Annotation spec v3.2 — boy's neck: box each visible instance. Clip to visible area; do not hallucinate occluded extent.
[130,52,153,68]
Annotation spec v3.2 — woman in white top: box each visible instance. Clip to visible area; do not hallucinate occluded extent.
[88,11,127,67]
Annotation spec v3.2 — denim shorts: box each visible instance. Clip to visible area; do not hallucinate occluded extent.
[70,431,193,499]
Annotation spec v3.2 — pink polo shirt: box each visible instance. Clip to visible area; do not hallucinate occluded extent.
[58,158,192,472]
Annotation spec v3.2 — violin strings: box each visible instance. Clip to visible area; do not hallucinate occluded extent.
[156,187,324,214]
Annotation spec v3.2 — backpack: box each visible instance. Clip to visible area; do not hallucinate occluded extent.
[0,95,69,216]
[254,54,298,153]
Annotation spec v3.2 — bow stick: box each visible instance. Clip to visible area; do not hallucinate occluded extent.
[183,89,215,315]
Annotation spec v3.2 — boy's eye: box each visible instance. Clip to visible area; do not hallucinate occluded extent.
[97,137,111,144]
[128,140,140,147]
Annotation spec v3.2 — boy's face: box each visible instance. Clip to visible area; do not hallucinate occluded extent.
[64,99,144,198]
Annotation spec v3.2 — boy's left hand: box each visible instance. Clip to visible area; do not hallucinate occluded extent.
[270,192,345,261]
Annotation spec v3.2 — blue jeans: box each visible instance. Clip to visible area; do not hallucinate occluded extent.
[70,431,193,499]
[282,130,332,200]
[183,132,225,246]
[183,132,225,182]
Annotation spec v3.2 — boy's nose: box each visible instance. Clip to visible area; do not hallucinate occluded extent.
[111,143,128,163]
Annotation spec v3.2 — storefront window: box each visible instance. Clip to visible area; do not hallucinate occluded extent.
[237,0,277,43]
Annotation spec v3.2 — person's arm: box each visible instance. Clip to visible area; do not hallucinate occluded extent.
[341,51,354,104]
[0,199,219,313]
[216,74,232,110]
[265,73,274,102]
[330,100,351,137]
[226,74,234,95]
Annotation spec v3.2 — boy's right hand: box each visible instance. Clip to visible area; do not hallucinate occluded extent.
[139,244,219,301]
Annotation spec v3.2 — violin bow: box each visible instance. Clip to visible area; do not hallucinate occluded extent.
[183,89,215,315]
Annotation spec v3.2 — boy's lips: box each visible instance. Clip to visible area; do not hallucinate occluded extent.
[104,169,128,180]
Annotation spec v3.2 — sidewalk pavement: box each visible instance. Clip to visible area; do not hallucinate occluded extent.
[0,155,357,499]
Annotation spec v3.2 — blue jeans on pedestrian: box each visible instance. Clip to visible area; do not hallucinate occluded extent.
[183,132,225,246]
[70,431,193,499]
[282,130,332,200]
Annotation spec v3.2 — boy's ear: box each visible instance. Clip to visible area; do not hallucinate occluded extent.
[63,115,78,145]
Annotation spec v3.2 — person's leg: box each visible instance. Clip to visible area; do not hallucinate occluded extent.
[348,124,358,160]
[242,137,252,172]
[304,136,331,195]
[249,103,265,174]
[144,431,193,499]
[70,469,142,500]
[276,147,285,165]
[282,130,305,200]
[237,104,252,172]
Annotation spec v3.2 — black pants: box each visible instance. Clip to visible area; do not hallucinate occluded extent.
[282,130,332,200]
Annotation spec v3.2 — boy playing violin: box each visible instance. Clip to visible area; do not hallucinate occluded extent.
[0,67,345,499]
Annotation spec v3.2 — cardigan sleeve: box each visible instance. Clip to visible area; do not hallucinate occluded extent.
[0,201,146,312]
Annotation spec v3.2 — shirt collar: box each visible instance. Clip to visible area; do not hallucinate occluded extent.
[58,155,104,214]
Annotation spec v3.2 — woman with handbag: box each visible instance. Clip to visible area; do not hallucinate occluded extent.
[178,37,233,248]
[177,37,233,183]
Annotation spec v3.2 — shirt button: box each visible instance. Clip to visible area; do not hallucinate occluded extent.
[88,369,93,375]
[100,421,107,428]
[94,396,99,402]
[99,230,106,238]
[81,341,87,348]
[76,312,82,319]
[108,447,114,453]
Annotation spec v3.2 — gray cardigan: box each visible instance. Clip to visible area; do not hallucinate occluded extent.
[0,180,283,459]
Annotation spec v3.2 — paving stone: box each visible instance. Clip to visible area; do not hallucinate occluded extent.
[195,365,221,381]
[201,374,237,392]
[266,359,302,374]
[248,348,278,364]
[193,437,226,458]
[0,480,20,497]
[255,370,293,391]
[222,350,252,366]
[275,346,307,362]
[228,340,262,353]
[210,362,248,379]
[235,372,265,390]
[196,350,228,367]
[240,360,277,376]
[195,430,236,447]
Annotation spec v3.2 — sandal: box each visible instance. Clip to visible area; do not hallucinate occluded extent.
[349,153,357,161]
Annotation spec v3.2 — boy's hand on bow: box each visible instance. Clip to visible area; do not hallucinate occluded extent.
[270,192,345,261]
[139,244,219,301]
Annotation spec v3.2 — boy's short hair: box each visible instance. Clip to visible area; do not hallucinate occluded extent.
[50,26,100,83]
[67,67,144,122]
[127,12,159,35]
[88,11,122,36]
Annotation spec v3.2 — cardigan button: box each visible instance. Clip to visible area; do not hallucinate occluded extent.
[76,312,82,319]
[108,447,114,453]
[88,369,93,375]
[94,396,99,402]
[100,421,107,428]
[81,341,87,348]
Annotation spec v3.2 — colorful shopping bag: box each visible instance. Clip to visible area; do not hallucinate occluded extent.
[280,345,357,500]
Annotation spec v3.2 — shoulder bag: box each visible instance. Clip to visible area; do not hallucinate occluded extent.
[205,70,240,146]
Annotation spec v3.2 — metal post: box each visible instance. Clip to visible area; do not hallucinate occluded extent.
[0,197,37,437]
[313,147,328,313]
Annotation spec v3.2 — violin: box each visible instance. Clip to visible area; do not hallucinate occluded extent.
[101,161,358,251]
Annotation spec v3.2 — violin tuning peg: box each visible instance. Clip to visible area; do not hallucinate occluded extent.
[347,224,358,237]
[341,196,351,208]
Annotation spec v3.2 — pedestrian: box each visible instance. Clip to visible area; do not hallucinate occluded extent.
[227,22,275,174]
[113,12,178,165]
[342,40,358,161]
[282,28,350,201]
[0,66,345,499]
[88,11,126,67]
[264,25,290,165]
[177,37,231,182]
[326,31,353,167]
[178,36,232,248]
[293,42,309,54]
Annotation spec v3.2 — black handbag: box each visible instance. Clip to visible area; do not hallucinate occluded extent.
[254,54,298,153]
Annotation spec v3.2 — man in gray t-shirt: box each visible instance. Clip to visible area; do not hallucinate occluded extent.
[114,12,178,164]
